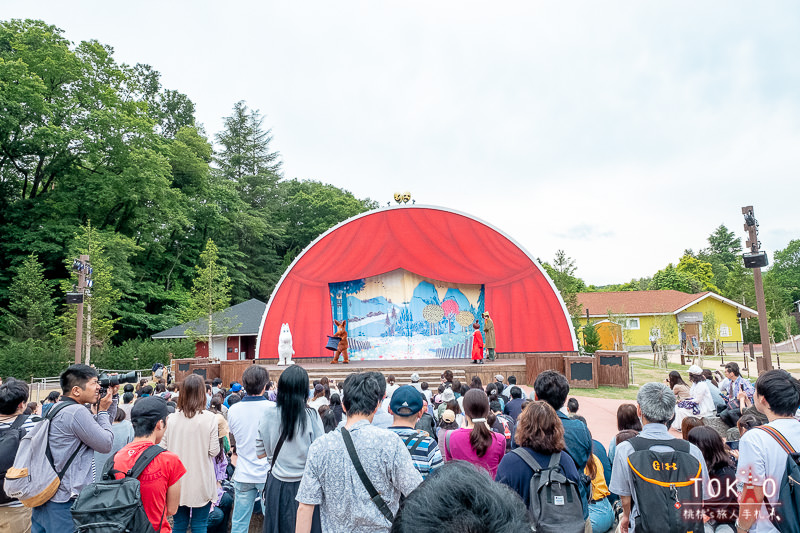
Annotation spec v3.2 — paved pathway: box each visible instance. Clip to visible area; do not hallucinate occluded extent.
[518,386,632,446]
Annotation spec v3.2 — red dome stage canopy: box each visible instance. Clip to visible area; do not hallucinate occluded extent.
[256,206,577,359]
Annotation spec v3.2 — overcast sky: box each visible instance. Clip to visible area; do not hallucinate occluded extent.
[5,2,799,285]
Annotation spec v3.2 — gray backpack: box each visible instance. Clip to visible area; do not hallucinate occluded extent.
[511,448,585,533]
[3,401,85,508]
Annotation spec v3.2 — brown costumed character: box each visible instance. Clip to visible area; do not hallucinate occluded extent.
[330,320,349,364]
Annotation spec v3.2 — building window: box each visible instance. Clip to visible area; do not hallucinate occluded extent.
[624,318,640,330]
[719,324,731,337]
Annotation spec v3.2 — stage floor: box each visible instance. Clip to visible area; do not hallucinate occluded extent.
[256,357,527,387]
[258,358,516,371]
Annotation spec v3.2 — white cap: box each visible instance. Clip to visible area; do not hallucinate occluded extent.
[410,372,419,382]
[441,388,455,403]
[688,365,703,375]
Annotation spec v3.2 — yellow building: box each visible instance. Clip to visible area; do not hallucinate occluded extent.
[576,290,758,352]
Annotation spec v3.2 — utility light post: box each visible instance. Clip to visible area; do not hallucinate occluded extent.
[741,206,772,372]
[68,255,93,365]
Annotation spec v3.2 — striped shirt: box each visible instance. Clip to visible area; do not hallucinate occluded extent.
[387,426,443,479]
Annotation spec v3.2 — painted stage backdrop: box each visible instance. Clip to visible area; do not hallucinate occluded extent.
[329,269,485,360]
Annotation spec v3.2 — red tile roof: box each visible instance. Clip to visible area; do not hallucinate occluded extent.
[576,290,710,316]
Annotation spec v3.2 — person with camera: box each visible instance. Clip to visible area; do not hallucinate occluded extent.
[31,364,119,533]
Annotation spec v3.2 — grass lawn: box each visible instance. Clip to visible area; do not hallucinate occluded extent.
[570,353,760,401]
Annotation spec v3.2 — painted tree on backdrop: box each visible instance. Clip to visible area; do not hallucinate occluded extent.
[0,254,58,342]
[181,239,236,355]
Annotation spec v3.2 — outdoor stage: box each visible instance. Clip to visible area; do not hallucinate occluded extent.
[257,357,527,389]
[173,356,527,391]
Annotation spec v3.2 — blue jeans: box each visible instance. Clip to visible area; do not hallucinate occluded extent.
[231,480,262,533]
[173,502,212,533]
[588,497,615,533]
[32,500,75,533]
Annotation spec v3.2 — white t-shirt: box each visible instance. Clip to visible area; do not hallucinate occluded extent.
[385,383,399,399]
[736,417,800,533]
[308,396,329,412]
[227,396,275,483]
[691,381,716,417]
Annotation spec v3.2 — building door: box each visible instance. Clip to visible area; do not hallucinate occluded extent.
[211,336,226,360]
[684,323,700,354]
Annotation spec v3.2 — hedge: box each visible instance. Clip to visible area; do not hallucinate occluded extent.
[0,338,195,381]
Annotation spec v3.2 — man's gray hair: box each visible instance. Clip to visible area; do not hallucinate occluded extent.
[637,382,676,424]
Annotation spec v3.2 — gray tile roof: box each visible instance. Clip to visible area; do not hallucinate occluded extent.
[151,298,266,338]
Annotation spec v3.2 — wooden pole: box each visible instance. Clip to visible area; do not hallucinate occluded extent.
[74,254,88,365]
[742,206,772,371]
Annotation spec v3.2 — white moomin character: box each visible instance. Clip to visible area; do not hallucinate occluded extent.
[277,323,295,366]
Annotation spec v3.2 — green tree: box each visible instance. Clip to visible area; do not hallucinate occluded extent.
[649,264,702,293]
[606,310,636,349]
[582,322,601,353]
[213,101,285,301]
[181,239,233,348]
[653,314,679,367]
[702,310,720,360]
[60,223,123,356]
[676,254,720,293]
[769,239,800,310]
[1,254,57,342]
[541,250,585,317]
[277,179,378,266]
[698,225,741,292]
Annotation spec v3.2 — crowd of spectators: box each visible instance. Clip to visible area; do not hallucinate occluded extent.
[1,360,799,533]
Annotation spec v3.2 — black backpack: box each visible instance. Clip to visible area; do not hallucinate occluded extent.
[511,448,586,533]
[0,415,28,504]
[70,444,165,533]
[626,437,703,533]
[756,425,800,533]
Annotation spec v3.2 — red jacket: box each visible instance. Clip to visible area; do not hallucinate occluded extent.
[472,330,484,360]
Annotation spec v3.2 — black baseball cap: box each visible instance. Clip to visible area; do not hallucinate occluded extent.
[131,396,169,422]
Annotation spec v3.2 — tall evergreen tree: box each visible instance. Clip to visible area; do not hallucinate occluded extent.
[214,101,285,301]
[699,224,741,290]
[1,254,57,342]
